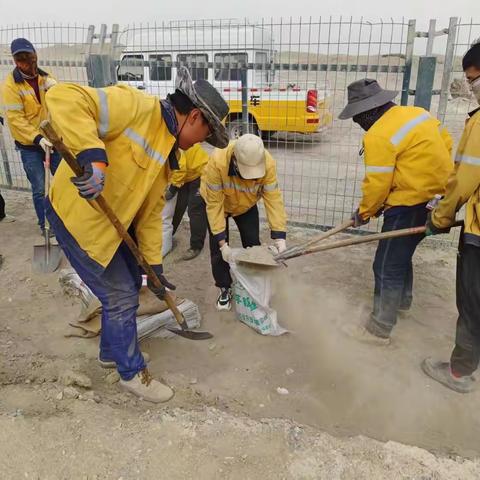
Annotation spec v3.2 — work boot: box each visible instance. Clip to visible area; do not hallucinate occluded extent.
[341,323,391,346]
[119,368,174,403]
[0,214,15,223]
[216,288,232,311]
[421,358,475,394]
[98,352,150,369]
[181,248,202,261]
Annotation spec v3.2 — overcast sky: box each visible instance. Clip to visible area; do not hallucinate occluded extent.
[0,0,477,30]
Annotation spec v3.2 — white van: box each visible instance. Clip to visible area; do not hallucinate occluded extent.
[116,21,332,139]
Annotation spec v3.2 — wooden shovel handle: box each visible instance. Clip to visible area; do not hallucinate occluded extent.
[276,218,354,260]
[39,120,187,329]
[284,222,464,260]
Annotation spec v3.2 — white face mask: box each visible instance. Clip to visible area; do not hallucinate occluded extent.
[471,76,480,103]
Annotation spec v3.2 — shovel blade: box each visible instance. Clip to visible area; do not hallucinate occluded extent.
[235,245,280,267]
[166,328,214,340]
[32,244,62,273]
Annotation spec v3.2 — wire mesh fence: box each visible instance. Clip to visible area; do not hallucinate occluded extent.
[0,17,479,240]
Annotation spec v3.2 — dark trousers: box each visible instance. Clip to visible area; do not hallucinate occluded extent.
[45,199,146,381]
[450,241,480,376]
[19,148,61,230]
[368,205,428,336]
[172,177,208,250]
[208,204,261,289]
[0,192,5,219]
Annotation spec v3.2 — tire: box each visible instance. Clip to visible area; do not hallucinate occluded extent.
[226,118,259,140]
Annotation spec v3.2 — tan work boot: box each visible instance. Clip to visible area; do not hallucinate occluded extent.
[119,368,174,403]
[98,351,150,369]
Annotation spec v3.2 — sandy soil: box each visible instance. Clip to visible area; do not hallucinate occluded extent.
[0,189,479,479]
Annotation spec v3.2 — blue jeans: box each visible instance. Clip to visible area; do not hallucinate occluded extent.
[19,148,61,230]
[45,199,146,380]
[368,204,428,337]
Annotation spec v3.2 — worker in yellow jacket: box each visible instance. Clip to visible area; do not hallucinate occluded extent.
[339,79,453,343]
[421,42,480,394]
[164,143,209,260]
[1,38,59,235]
[44,68,228,403]
[201,134,287,311]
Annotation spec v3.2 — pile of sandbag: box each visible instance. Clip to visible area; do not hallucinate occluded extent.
[59,269,201,339]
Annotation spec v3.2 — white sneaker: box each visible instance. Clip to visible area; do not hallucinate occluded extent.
[98,351,150,369]
[216,288,232,311]
[119,368,174,403]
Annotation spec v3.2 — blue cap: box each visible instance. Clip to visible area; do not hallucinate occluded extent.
[11,38,36,56]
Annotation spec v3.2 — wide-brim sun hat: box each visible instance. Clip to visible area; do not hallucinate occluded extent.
[175,66,229,148]
[338,78,398,120]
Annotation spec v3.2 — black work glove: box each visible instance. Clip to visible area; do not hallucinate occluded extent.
[147,265,176,301]
[351,208,370,228]
[425,212,451,236]
[165,184,179,201]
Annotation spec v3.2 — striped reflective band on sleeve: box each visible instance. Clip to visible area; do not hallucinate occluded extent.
[263,182,279,191]
[3,104,23,111]
[207,183,223,191]
[455,154,480,166]
[365,165,395,173]
[124,128,165,165]
[390,111,431,146]
[18,89,34,96]
[97,89,109,138]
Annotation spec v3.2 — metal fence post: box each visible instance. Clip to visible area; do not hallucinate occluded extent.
[401,19,416,106]
[438,17,459,123]
[414,56,437,110]
[0,124,13,187]
[240,65,249,134]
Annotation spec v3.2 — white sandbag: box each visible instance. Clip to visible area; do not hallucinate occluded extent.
[162,195,178,257]
[58,269,201,340]
[229,251,287,336]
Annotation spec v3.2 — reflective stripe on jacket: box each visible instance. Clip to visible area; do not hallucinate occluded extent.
[433,108,480,245]
[1,68,54,147]
[200,141,287,242]
[359,106,453,219]
[171,143,209,187]
[47,83,176,267]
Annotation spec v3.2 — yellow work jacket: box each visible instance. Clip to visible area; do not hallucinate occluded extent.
[200,141,287,241]
[433,108,480,245]
[359,106,453,219]
[47,83,177,267]
[1,68,54,147]
[171,143,209,187]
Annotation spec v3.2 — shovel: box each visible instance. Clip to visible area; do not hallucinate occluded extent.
[40,120,212,341]
[235,219,354,268]
[32,147,62,273]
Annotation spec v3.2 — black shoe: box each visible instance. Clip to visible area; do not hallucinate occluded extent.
[216,288,232,311]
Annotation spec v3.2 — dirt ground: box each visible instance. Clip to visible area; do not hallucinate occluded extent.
[1,189,479,479]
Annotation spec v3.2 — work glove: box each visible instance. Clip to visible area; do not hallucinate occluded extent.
[351,209,369,228]
[165,184,179,201]
[39,137,53,153]
[220,243,234,263]
[147,265,176,301]
[270,238,287,254]
[425,212,451,236]
[71,162,106,200]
